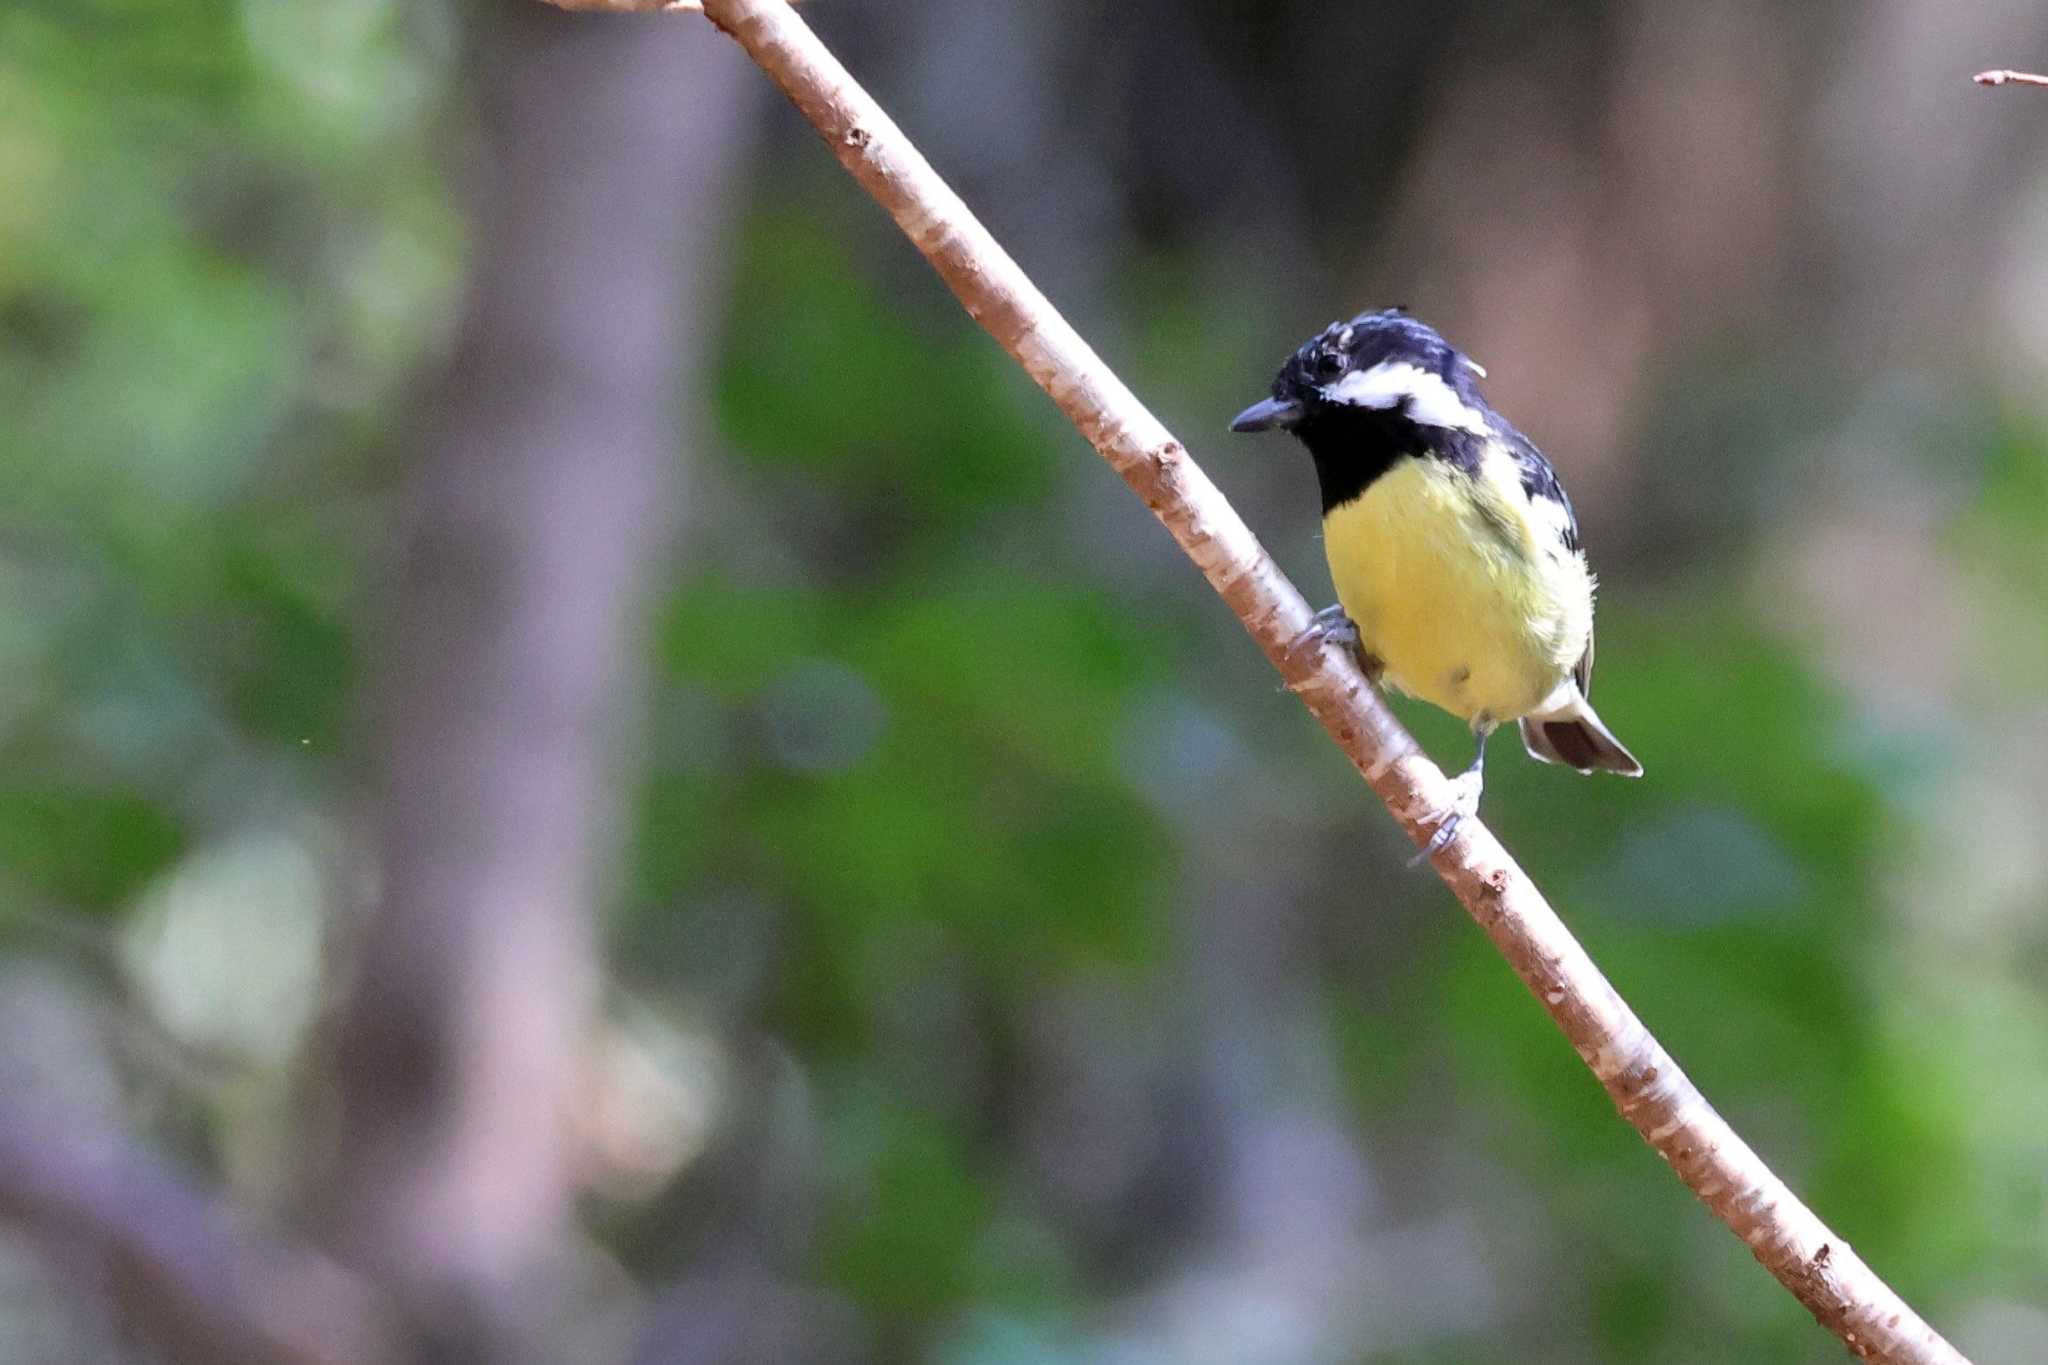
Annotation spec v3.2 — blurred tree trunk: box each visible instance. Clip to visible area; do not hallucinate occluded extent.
[315,6,753,1359]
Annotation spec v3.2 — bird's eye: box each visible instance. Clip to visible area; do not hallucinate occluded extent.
[1313,351,1344,381]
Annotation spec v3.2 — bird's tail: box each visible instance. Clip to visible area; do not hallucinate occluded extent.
[1519,693,1643,776]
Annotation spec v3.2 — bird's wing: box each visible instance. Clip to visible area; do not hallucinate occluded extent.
[1504,429,1594,696]
[1504,430,1581,553]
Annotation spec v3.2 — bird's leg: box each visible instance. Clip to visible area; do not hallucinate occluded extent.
[1413,724,1490,864]
[1287,604,1382,679]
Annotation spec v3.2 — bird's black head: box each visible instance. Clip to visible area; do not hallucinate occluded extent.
[1230,309,1496,511]
[1230,308,1488,436]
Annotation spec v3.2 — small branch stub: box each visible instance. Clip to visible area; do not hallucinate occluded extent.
[537,0,811,11]
[1974,68,2048,87]
[537,0,702,10]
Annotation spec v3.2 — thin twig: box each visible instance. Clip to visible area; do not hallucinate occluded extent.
[536,0,803,12]
[539,0,699,11]
[1974,69,2048,87]
[687,1,1968,1360]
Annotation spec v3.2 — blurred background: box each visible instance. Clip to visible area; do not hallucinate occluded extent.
[2,1,2047,1361]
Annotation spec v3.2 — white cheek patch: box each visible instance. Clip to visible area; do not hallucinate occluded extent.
[1322,361,1491,435]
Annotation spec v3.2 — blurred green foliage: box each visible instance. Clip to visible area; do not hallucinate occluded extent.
[1953,416,2048,692]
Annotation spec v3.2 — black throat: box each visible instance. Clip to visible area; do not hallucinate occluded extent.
[1294,407,1483,515]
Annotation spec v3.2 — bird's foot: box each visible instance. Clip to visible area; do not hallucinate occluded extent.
[1287,604,1380,678]
[1291,602,1359,652]
[1410,767,1484,866]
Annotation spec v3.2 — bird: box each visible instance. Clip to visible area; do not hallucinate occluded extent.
[1230,308,1640,857]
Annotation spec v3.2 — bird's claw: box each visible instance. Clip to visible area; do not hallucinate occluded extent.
[1410,768,1484,866]
[1287,604,1367,670]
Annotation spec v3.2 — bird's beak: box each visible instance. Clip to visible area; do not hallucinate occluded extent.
[1230,396,1303,432]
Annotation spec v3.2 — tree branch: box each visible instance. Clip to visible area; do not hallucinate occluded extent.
[680,1,1968,1360]
[1974,68,2048,87]
[540,0,700,11]
[536,0,805,12]
[318,5,747,1355]
[0,1103,399,1365]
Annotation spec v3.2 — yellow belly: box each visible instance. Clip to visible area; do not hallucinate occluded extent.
[1323,452,1592,726]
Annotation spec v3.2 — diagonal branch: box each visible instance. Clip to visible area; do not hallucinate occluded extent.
[0,1102,399,1365]
[656,1,1968,1360]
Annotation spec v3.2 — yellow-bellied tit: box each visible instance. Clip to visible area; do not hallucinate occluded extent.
[1231,309,1641,856]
